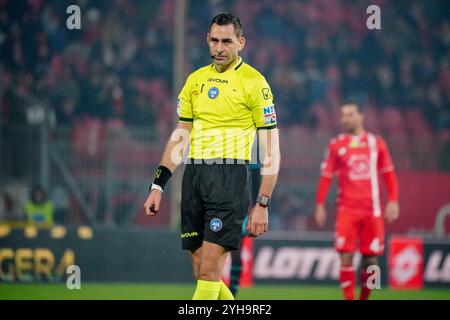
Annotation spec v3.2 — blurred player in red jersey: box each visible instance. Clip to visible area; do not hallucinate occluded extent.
[314,101,400,300]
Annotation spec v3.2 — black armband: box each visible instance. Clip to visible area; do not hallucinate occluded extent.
[151,165,172,191]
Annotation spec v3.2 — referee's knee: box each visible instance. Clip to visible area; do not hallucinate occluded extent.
[198,264,220,281]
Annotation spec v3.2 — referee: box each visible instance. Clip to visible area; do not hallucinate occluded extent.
[144,13,280,300]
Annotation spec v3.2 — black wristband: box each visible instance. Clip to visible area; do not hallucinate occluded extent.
[152,165,172,190]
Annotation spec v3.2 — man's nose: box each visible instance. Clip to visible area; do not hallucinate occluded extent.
[216,42,224,52]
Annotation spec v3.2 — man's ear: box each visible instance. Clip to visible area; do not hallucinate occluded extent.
[206,33,210,45]
[238,36,246,51]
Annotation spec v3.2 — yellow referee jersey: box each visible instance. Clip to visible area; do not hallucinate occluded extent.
[177,57,277,161]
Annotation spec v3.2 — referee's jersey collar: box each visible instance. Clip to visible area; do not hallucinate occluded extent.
[210,56,243,73]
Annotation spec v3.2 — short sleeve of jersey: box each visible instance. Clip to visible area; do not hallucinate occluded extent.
[177,75,193,122]
[320,140,338,177]
[249,76,277,130]
[377,137,394,173]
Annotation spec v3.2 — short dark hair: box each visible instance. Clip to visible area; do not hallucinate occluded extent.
[209,13,243,38]
[340,99,365,113]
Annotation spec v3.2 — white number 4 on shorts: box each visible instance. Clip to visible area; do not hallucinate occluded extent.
[369,238,380,253]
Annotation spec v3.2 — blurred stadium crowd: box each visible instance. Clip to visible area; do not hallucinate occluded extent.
[0,0,449,227]
[0,0,174,135]
[1,0,449,132]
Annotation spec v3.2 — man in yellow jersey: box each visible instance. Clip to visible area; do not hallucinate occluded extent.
[144,13,280,300]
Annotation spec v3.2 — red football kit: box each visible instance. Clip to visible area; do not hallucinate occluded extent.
[316,132,398,256]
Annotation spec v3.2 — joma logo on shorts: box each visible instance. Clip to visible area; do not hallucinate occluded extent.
[181,232,199,239]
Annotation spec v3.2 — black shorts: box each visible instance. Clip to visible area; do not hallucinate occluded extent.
[181,161,251,251]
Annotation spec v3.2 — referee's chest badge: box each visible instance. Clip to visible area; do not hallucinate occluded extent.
[208,87,219,99]
[210,218,223,232]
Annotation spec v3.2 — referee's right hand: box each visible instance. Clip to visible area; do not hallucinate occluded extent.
[144,190,162,216]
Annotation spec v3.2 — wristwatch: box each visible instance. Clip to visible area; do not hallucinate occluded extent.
[256,195,270,208]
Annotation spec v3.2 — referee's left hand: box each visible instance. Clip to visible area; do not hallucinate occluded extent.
[246,205,268,237]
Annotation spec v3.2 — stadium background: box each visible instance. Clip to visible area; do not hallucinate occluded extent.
[0,0,449,299]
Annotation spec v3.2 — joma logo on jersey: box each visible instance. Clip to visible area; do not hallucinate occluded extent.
[207,78,228,84]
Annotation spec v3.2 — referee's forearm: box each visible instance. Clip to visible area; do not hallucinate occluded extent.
[258,128,280,197]
[257,173,278,197]
[159,139,183,173]
[159,123,191,172]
